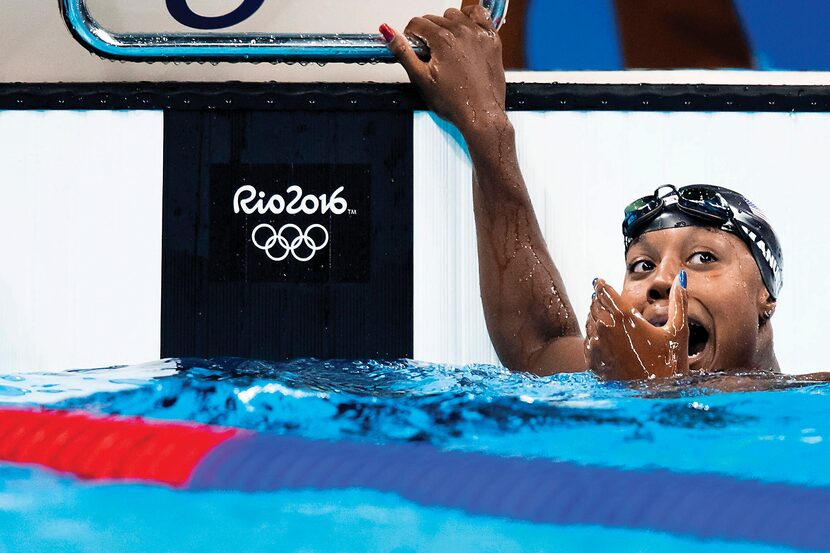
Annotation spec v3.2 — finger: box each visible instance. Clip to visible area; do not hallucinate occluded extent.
[590,293,614,327]
[382,24,430,85]
[462,4,494,29]
[406,16,457,53]
[593,278,625,316]
[584,318,600,360]
[583,337,591,365]
[668,270,689,336]
[583,333,600,366]
[422,14,454,30]
[442,7,467,22]
[404,16,449,42]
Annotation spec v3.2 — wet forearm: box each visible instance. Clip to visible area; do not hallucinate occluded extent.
[462,117,582,371]
[385,6,582,372]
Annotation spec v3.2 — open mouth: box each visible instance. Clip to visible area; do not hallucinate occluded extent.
[688,321,710,359]
[648,314,711,362]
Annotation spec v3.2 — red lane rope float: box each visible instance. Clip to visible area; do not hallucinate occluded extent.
[0,408,241,486]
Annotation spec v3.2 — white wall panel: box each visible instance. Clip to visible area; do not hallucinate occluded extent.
[0,111,163,373]
[414,110,830,374]
[413,114,496,366]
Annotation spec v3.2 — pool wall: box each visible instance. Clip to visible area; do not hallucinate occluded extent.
[2,84,830,372]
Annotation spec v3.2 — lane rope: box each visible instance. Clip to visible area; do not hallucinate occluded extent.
[1,408,828,550]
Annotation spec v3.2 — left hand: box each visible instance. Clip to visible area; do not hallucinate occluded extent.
[585,275,689,380]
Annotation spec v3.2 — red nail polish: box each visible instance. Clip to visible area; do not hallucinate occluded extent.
[379,23,395,43]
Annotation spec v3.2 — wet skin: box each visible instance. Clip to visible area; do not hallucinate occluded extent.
[623,227,777,373]
[588,227,779,379]
[586,271,689,381]
[386,8,782,380]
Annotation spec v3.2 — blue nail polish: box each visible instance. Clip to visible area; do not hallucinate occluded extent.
[592,292,597,300]
[679,269,687,289]
[592,278,598,287]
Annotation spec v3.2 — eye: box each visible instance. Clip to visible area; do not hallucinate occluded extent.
[689,251,718,265]
[629,259,655,273]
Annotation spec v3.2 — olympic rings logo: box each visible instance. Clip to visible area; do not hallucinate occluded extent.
[251,223,329,262]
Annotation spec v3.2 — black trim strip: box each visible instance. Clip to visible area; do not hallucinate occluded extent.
[1,82,830,112]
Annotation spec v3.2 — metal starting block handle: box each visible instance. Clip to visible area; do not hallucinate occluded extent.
[59,0,509,63]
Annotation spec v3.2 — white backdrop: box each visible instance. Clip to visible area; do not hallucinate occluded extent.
[3,109,829,374]
[414,110,830,374]
[0,111,164,373]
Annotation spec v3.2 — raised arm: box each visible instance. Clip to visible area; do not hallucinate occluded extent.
[383,7,585,374]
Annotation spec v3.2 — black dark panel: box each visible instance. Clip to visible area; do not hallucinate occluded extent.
[161,110,412,360]
[0,83,424,111]
[3,82,830,112]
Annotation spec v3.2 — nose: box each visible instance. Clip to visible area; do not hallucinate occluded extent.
[647,259,681,301]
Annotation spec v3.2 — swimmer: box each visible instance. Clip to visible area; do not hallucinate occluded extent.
[380,8,798,382]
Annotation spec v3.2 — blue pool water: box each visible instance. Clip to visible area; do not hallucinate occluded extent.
[0,358,828,552]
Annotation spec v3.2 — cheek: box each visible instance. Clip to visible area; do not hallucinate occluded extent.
[620,281,644,307]
[703,280,760,342]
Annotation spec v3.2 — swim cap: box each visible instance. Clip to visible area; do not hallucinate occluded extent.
[623,185,783,299]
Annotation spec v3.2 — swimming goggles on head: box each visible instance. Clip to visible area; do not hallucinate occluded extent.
[622,185,733,238]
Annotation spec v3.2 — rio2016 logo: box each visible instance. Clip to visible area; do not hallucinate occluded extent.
[166,0,266,30]
[233,184,349,263]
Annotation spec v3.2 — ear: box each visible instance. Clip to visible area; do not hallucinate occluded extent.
[757,288,777,326]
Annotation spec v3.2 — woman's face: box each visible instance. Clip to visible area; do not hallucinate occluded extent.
[622,226,772,372]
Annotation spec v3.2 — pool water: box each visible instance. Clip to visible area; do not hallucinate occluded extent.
[0,465,796,553]
[0,358,828,552]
